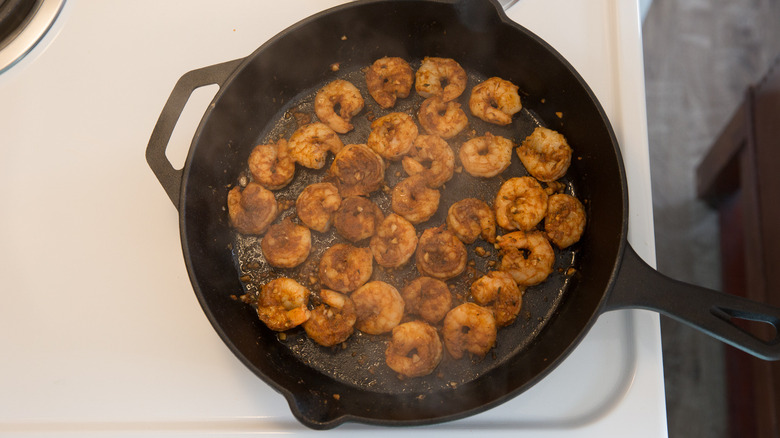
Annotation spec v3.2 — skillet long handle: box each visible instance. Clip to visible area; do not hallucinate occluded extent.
[145,58,243,208]
[604,244,780,360]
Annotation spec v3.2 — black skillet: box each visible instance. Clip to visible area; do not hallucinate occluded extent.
[146,0,780,429]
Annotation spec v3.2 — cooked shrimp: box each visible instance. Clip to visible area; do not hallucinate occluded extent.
[227,183,278,235]
[334,196,384,243]
[351,281,404,335]
[248,139,295,190]
[328,143,386,197]
[459,132,513,178]
[260,217,312,268]
[545,193,586,249]
[391,175,441,224]
[318,243,373,293]
[296,182,341,233]
[446,198,496,244]
[417,96,468,139]
[367,112,418,160]
[442,303,497,359]
[401,276,453,324]
[288,122,344,169]
[255,277,311,331]
[516,126,573,182]
[303,289,357,347]
[366,56,414,109]
[315,79,364,134]
[370,213,418,268]
[385,321,443,378]
[401,134,455,188]
[468,77,522,125]
[496,230,555,286]
[415,57,467,102]
[470,271,524,327]
[415,225,467,280]
[494,176,548,231]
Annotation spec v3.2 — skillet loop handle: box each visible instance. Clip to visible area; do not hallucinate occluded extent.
[605,244,780,360]
[145,58,243,209]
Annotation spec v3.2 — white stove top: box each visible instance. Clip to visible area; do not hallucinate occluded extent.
[0,0,666,436]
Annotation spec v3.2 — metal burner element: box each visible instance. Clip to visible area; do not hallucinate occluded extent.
[0,0,64,74]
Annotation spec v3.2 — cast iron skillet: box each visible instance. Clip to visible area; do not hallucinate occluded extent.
[146,0,780,429]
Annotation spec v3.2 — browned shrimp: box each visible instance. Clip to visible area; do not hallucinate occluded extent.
[255,277,311,331]
[415,57,467,102]
[365,56,414,109]
[401,276,453,324]
[385,321,443,378]
[328,144,386,197]
[315,79,364,134]
[367,112,419,160]
[260,217,311,268]
[401,134,455,188]
[248,139,295,190]
[470,271,524,327]
[351,281,405,335]
[334,196,384,243]
[446,198,496,244]
[469,77,522,125]
[318,243,373,293]
[415,225,467,280]
[545,193,586,249]
[296,182,341,233]
[370,213,418,268]
[496,230,555,286]
[227,183,278,235]
[516,127,573,182]
[391,175,441,224]
[459,132,513,178]
[288,122,344,169]
[494,176,548,231]
[417,96,468,139]
[303,289,357,347]
[442,303,497,359]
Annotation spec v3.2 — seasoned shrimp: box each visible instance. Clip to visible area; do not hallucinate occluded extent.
[334,196,384,243]
[296,182,341,233]
[328,143,386,197]
[391,175,441,224]
[385,321,443,378]
[496,230,555,286]
[227,183,278,235]
[401,276,453,324]
[248,139,295,190]
[351,281,404,335]
[442,303,497,359]
[446,198,496,244]
[469,77,522,125]
[415,225,467,280]
[366,56,414,109]
[415,57,467,102]
[318,243,373,293]
[260,217,312,268]
[255,277,311,331]
[315,79,364,134]
[303,289,357,347]
[545,193,586,249]
[370,213,418,268]
[516,127,573,182]
[494,176,548,231]
[401,134,455,188]
[288,122,344,169]
[367,112,419,160]
[459,132,513,178]
[470,271,524,327]
[418,96,468,139]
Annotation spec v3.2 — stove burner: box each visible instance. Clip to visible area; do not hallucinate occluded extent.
[0,0,64,73]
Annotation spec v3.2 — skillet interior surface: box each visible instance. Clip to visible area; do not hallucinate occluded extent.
[178,0,626,427]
